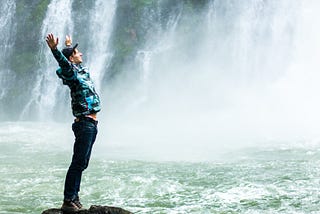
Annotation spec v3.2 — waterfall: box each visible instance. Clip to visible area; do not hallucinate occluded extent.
[20,0,74,120]
[132,1,182,108]
[19,0,117,120]
[101,0,320,152]
[0,0,16,101]
[86,0,116,92]
[0,0,16,66]
[1,0,320,149]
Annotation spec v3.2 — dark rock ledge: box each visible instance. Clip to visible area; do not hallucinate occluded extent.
[42,205,133,214]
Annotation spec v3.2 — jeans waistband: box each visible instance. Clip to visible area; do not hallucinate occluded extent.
[74,116,98,125]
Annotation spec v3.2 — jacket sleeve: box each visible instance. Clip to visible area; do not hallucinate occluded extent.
[51,48,74,78]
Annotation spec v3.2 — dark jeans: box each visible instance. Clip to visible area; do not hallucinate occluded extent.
[64,118,98,201]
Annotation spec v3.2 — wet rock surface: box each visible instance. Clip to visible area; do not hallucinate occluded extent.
[41,205,133,214]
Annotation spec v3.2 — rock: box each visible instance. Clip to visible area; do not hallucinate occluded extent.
[41,205,133,214]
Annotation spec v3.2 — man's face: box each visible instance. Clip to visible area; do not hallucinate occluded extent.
[69,49,83,64]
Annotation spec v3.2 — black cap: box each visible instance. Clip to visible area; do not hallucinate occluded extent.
[62,43,78,60]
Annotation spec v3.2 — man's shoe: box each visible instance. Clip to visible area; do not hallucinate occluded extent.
[61,199,79,213]
[73,196,83,209]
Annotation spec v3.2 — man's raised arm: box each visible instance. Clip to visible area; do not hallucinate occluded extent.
[46,33,72,73]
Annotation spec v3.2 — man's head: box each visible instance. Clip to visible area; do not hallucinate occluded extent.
[62,43,83,64]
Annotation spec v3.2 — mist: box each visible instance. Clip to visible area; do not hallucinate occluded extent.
[1,0,320,161]
[95,0,320,160]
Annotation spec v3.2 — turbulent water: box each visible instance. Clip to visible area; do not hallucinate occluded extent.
[2,0,320,213]
[1,122,320,214]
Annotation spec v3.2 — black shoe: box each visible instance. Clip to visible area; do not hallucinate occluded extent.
[73,196,83,209]
[61,199,79,213]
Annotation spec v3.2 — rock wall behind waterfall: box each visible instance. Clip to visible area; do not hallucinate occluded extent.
[0,0,207,121]
[1,0,317,134]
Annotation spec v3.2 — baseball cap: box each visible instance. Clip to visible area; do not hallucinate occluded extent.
[62,43,78,59]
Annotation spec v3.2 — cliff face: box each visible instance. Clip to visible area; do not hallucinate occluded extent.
[1,0,298,121]
[0,0,206,121]
[42,205,133,214]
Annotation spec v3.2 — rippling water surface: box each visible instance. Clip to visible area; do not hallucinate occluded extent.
[1,122,320,214]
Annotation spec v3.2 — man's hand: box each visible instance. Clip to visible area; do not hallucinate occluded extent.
[65,35,72,46]
[46,33,59,50]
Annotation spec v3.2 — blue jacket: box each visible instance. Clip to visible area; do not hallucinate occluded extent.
[51,49,101,117]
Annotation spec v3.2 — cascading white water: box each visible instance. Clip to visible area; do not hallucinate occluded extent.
[20,0,74,120]
[0,0,16,62]
[3,3,320,213]
[0,0,16,101]
[86,0,116,92]
[1,0,320,158]
[131,2,182,108]
[100,0,320,159]
[19,0,116,120]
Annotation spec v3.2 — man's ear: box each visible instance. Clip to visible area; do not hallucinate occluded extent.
[68,56,74,62]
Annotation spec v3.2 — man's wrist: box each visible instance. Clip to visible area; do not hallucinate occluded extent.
[50,47,58,53]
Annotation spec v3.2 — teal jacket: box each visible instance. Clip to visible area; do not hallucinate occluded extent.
[51,49,101,117]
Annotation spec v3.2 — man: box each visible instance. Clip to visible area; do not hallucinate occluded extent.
[46,33,101,212]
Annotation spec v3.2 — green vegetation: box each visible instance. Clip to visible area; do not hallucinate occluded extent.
[4,0,50,118]
[1,0,210,118]
[106,0,208,81]
[11,0,50,72]
[30,0,50,27]
[133,0,154,8]
[11,0,209,82]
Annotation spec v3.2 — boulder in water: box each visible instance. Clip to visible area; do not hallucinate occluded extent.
[41,205,133,214]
